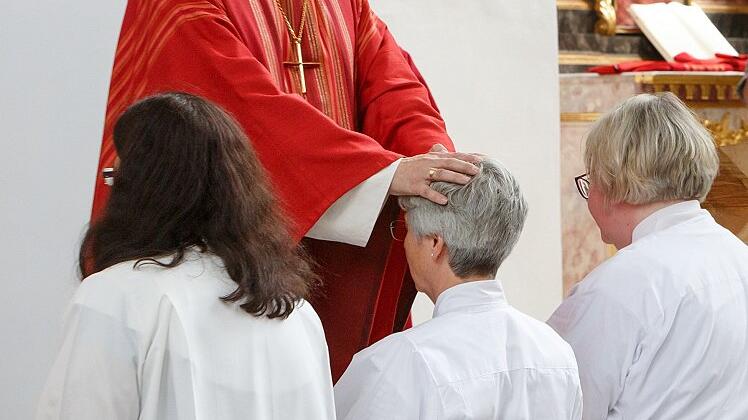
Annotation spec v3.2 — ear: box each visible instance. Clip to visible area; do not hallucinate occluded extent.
[431,234,446,261]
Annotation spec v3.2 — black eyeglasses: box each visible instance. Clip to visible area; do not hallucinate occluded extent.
[575,173,590,200]
[102,167,115,186]
[389,220,407,242]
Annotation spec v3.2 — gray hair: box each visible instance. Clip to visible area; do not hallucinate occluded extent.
[584,92,719,204]
[399,159,528,278]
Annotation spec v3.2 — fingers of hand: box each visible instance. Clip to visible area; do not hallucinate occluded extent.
[432,157,480,176]
[419,185,448,205]
[429,143,449,153]
[427,150,482,165]
[449,152,483,164]
[428,168,471,185]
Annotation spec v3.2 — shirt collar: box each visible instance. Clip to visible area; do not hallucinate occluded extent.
[433,279,508,318]
[631,200,708,243]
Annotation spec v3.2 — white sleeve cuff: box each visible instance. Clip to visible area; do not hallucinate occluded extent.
[305,159,401,247]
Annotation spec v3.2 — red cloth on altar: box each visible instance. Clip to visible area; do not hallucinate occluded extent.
[92,0,453,381]
[589,53,747,74]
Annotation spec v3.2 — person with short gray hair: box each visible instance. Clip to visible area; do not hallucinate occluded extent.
[334,159,582,420]
[549,92,748,420]
[400,159,528,280]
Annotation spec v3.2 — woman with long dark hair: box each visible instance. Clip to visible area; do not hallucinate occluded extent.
[37,93,334,419]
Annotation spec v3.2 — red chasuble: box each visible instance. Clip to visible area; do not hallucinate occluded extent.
[93,0,453,380]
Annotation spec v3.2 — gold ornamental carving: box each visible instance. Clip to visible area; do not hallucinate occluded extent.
[594,0,617,36]
[702,114,748,147]
[634,73,745,107]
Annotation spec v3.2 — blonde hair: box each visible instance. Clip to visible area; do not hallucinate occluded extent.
[584,92,719,204]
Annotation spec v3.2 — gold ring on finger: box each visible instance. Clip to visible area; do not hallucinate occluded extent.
[428,168,437,180]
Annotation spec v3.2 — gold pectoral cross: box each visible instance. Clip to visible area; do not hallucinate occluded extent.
[284,40,320,95]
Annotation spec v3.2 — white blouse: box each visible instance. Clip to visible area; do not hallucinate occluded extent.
[36,250,335,420]
[549,201,748,420]
[335,280,582,420]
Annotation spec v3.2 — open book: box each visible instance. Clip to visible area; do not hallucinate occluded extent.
[629,2,738,62]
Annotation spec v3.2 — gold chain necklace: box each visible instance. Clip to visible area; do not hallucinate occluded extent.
[273,0,319,94]
[273,0,310,44]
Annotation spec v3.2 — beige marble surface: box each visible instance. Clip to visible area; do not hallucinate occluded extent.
[560,121,609,294]
[560,74,639,113]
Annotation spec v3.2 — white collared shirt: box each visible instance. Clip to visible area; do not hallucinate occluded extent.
[36,251,335,420]
[548,201,748,420]
[334,280,582,420]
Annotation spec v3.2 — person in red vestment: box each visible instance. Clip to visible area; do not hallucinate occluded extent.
[92,0,479,381]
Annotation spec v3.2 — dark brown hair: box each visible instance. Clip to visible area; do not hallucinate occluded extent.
[80,92,317,319]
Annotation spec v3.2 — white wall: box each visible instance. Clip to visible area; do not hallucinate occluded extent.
[369,0,562,324]
[0,1,125,418]
[0,1,560,416]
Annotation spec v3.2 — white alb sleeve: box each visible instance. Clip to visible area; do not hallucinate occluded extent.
[36,303,140,420]
[305,159,401,247]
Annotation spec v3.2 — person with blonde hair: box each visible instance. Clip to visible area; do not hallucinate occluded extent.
[549,92,748,420]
